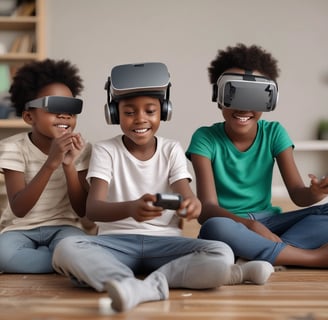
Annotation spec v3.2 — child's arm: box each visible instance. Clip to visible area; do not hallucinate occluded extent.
[4,162,58,218]
[191,153,243,223]
[86,177,163,222]
[4,133,86,218]
[62,166,88,217]
[62,134,89,217]
[190,153,282,242]
[276,148,327,206]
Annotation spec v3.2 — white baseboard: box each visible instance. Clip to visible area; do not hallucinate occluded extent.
[272,186,289,198]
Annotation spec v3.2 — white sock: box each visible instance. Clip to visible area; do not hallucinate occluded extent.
[236,258,284,272]
[105,271,169,312]
[226,261,274,285]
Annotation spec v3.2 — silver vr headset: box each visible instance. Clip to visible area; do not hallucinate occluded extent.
[106,62,170,100]
[25,96,83,114]
[104,62,173,125]
[212,72,278,112]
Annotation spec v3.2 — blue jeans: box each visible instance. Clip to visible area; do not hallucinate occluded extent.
[52,234,234,292]
[0,225,86,273]
[199,203,328,264]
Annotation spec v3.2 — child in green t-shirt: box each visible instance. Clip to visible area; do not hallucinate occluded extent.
[187,43,328,268]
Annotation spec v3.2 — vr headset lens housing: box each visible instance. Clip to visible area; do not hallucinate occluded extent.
[25,96,83,114]
[215,73,278,112]
[108,62,170,101]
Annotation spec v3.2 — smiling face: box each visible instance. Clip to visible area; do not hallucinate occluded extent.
[118,96,161,160]
[220,68,263,142]
[23,83,77,151]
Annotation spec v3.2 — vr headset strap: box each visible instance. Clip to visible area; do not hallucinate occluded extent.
[243,70,256,81]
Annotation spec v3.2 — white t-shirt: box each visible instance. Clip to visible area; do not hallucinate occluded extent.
[0,132,91,232]
[86,135,192,236]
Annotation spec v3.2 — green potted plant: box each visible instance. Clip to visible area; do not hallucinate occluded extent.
[317,120,328,140]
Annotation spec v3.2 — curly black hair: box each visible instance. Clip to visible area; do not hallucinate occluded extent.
[208,43,280,84]
[9,59,84,116]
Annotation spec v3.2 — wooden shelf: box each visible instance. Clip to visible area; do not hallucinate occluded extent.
[0,0,44,64]
[0,53,38,62]
[0,118,30,129]
[294,140,328,151]
[0,16,37,30]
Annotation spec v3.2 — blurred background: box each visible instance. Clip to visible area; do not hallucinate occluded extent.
[1,0,328,197]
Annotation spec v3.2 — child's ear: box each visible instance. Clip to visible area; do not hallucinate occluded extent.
[22,110,34,125]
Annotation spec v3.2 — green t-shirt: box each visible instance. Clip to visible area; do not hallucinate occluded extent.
[186,120,294,218]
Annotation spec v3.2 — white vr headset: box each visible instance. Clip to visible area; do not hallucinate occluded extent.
[104,62,172,124]
[212,72,279,112]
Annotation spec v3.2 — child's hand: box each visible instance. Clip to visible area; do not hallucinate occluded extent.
[46,132,84,169]
[177,196,201,221]
[62,133,85,165]
[130,194,163,222]
[46,133,74,169]
[308,174,328,195]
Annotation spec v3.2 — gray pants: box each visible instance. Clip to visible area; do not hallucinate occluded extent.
[52,234,234,291]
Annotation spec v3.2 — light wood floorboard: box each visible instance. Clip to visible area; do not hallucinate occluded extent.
[0,270,327,320]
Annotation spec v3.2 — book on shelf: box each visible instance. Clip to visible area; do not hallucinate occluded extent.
[11,1,36,17]
[10,33,34,53]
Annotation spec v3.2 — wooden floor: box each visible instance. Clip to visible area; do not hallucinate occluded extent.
[1,269,328,320]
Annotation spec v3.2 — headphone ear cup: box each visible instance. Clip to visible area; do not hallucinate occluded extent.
[161,100,172,121]
[212,84,218,102]
[104,102,119,124]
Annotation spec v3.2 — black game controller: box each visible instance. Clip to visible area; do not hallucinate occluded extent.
[154,193,182,210]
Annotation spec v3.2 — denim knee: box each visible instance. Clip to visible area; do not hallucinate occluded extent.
[199,217,236,242]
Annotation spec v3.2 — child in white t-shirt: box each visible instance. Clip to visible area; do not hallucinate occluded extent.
[0,59,95,273]
[52,62,274,312]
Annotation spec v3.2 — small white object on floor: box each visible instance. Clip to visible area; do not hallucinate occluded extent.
[98,297,114,315]
[181,293,193,297]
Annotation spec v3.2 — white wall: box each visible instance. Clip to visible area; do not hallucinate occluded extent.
[45,0,328,189]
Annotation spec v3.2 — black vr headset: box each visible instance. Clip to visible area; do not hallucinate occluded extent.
[212,72,278,112]
[25,96,83,114]
[104,62,172,124]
